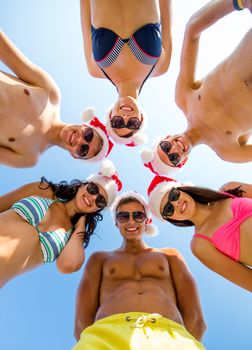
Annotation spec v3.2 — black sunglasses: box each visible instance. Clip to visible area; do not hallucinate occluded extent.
[86,182,107,209]
[76,128,94,159]
[116,211,146,223]
[110,116,141,130]
[162,187,180,219]
[159,141,181,166]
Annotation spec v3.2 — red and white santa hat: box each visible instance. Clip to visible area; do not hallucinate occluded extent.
[147,175,182,221]
[87,159,122,208]
[81,108,114,162]
[111,191,158,236]
[140,136,188,175]
[105,108,148,147]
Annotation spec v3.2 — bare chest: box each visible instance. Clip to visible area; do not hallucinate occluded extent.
[0,72,58,153]
[103,252,171,281]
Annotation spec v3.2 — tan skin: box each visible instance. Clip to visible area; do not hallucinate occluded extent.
[0,181,108,287]
[173,0,252,165]
[160,184,252,292]
[0,30,102,168]
[80,0,172,137]
[74,200,206,342]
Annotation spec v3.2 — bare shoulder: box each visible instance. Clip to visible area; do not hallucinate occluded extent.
[87,250,110,265]
[156,247,185,260]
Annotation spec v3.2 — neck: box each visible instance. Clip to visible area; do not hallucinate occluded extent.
[116,80,139,99]
[119,238,148,254]
[184,126,202,146]
[45,120,67,147]
[191,202,214,231]
[63,199,79,218]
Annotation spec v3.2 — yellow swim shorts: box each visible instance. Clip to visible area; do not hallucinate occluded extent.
[72,312,206,350]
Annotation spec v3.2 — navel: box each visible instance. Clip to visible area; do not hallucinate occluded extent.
[109,268,115,274]
[198,94,201,101]
[158,266,165,271]
[244,76,252,87]
[225,131,232,136]
[8,137,15,142]
[24,88,30,95]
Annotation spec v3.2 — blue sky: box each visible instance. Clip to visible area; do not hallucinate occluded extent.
[0,1,251,349]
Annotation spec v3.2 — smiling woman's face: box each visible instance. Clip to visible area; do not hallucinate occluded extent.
[110,96,142,138]
[160,188,196,221]
[75,183,108,213]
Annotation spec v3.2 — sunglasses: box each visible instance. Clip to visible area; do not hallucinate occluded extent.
[116,211,146,223]
[86,182,107,209]
[159,141,181,166]
[110,116,141,130]
[76,128,94,159]
[162,187,180,219]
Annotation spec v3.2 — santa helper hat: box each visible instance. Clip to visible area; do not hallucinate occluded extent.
[105,107,148,147]
[140,136,188,175]
[81,108,114,162]
[87,159,122,208]
[148,175,182,221]
[111,191,158,236]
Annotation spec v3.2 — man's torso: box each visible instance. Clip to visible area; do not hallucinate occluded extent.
[95,248,184,326]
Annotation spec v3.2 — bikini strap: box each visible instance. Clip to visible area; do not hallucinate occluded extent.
[193,233,213,242]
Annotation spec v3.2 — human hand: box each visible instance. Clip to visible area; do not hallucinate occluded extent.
[73,215,86,240]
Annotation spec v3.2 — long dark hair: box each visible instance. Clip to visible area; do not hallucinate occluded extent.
[165,185,244,228]
[39,177,103,248]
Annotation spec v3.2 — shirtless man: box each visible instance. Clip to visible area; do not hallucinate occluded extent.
[0,30,111,168]
[154,0,252,172]
[73,192,206,350]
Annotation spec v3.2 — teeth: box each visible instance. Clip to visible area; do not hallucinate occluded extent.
[83,195,91,206]
[181,201,187,213]
[120,106,133,112]
[70,132,75,146]
[177,140,185,151]
[126,227,138,232]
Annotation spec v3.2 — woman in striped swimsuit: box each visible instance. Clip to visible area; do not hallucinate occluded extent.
[0,161,122,287]
[80,0,172,146]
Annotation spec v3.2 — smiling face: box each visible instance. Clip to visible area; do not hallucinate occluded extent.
[59,124,103,160]
[160,188,196,221]
[116,200,146,241]
[75,183,108,214]
[110,96,143,138]
[157,134,192,167]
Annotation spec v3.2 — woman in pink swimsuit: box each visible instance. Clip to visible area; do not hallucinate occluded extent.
[147,176,252,292]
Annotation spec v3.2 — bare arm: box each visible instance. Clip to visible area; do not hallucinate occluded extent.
[175,0,236,109]
[80,0,104,78]
[191,237,252,292]
[217,144,252,163]
[74,251,105,340]
[0,146,38,168]
[0,181,54,212]
[151,0,172,77]
[56,216,86,273]
[219,181,252,198]
[0,30,60,102]
[165,248,206,341]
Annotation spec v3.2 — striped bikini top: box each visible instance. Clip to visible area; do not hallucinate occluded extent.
[92,23,162,93]
[12,196,73,263]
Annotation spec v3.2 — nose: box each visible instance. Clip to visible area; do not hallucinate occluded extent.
[128,214,135,224]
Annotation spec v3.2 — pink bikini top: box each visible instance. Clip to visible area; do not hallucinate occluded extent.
[193,197,252,261]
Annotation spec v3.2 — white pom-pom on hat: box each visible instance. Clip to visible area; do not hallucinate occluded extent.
[98,159,116,177]
[140,148,155,163]
[81,107,96,122]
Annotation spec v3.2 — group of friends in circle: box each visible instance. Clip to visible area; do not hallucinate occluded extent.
[0,0,252,349]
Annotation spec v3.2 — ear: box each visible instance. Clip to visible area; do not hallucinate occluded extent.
[115,221,118,227]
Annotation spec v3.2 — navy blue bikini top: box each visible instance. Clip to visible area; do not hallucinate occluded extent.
[91,23,162,92]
